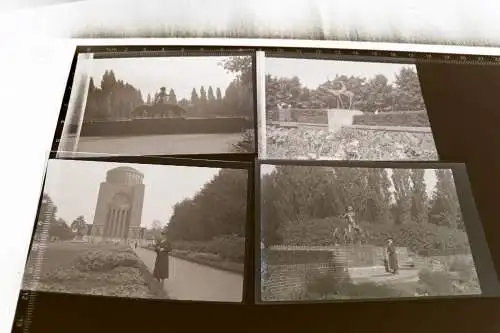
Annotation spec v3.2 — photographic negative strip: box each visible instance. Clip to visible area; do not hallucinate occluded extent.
[260,53,439,161]
[22,158,249,303]
[258,161,500,303]
[56,51,256,157]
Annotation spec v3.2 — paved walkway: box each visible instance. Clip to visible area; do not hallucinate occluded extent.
[134,247,243,303]
[350,266,419,284]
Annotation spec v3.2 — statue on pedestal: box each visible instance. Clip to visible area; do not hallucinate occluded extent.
[321,78,355,110]
[154,87,169,105]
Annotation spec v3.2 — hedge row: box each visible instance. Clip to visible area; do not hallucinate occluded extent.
[352,111,430,127]
[172,235,246,263]
[280,217,471,257]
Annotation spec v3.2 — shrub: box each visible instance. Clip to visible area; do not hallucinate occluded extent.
[352,111,430,127]
[417,269,456,295]
[172,234,246,263]
[266,125,438,161]
[342,282,413,299]
[282,216,472,257]
[74,247,141,272]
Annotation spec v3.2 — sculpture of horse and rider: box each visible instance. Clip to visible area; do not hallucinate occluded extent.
[331,206,368,246]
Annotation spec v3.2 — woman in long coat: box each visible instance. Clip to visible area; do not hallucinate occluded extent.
[153,238,171,285]
[385,238,399,274]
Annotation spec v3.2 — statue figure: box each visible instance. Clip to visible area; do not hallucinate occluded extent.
[154,87,169,105]
[322,78,355,110]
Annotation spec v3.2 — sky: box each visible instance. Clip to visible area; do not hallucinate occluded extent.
[265,57,415,89]
[260,164,440,195]
[88,56,238,101]
[42,159,221,228]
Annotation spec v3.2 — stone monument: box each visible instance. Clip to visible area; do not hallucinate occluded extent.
[322,80,363,132]
[91,166,145,243]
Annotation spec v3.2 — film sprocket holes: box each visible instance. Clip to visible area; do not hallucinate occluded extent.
[22,157,250,304]
[257,161,500,303]
[13,45,500,333]
[56,50,256,158]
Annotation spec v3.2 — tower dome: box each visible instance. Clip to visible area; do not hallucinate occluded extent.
[106,166,144,186]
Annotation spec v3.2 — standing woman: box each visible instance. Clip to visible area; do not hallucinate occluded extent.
[153,237,171,287]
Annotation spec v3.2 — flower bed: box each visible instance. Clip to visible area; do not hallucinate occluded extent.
[23,244,166,299]
[266,125,438,160]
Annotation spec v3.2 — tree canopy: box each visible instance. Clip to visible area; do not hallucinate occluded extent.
[165,169,248,241]
[266,66,425,112]
[83,56,254,122]
[261,166,463,246]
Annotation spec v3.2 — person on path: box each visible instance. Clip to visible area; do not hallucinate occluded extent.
[385,238,399,274]
[153,237,172,288]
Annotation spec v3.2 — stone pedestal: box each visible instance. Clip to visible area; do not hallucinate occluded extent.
[278,108,292,122]
[326,109,363,132]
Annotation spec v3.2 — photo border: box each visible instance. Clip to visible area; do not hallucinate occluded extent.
[50,48,259,160]
[260,51,441,162]
[16,153,255,327]
[255,159,500,304]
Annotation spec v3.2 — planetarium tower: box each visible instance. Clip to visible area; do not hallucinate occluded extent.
[91,166,145,243]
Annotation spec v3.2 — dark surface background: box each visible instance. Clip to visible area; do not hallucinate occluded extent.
[14,50,500,333]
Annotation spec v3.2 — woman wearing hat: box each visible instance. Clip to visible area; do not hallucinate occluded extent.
[153,236,172,287]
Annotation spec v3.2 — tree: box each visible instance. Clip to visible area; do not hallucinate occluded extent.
[199,86,208,113]
[100,70,117,94]
[393,66,426,111]
[146,93,152,105]
[71,216,87,240]
[362,74,393,112]
[428,170,462,228]
[190,88,199,107]
[49,218,74,241]
[83,70,144,122]
[365,169,392,224]
[168,88,177,104]
[220,56,254,118]
[216,87,223,101]
[207,86,216,102]
[411,169,428,224]
[151,220,163,230]
[166,169,248,241]
[391,169,413,224]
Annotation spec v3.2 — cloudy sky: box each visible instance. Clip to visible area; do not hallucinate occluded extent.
[88,55,239,101]
[42,159,221,228]
[265,57,416,89]
[260,164,441,195]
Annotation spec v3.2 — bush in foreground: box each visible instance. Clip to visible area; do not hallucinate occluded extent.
[34,246,161,299]
[266,125,438,160]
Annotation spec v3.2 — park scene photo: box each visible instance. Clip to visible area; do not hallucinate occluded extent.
[262,56,438,160]
[22,159,248,302]
[61,54,255,156]
[260,164,481,302]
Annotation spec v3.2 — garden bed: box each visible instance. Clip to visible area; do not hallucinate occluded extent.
[266,125,438,160]
[23,243,166,299]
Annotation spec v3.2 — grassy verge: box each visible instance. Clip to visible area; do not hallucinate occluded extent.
[23,242,167,299]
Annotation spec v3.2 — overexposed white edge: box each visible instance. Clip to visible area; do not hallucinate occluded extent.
[256,51,267,159]
[57,53,93,158]
[68,37,500,56]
